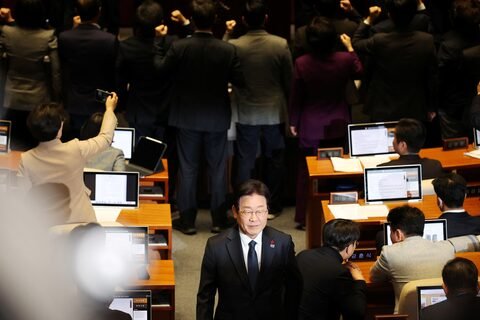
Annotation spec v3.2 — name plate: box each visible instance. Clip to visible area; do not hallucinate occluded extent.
[442,137,469,150]
[349,248,377,261]
[317,147,343,160]
[330,191,358,204]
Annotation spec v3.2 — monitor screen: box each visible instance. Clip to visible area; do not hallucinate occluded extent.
[110,290,152,320]
[83,171,139,208]
[130,136,166,171]
[417,286,447,312]
[364,164,423,203]
[383,219,447,246]
[348,121,397,157]
[0,120,11,153]
[104,226,148,265]
[474,129,480,149]
[113,128,135,160]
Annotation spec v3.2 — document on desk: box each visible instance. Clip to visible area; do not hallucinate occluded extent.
[330,157,363,173]
[465,149,480,159]
[359,204,389,217]
[358,155,394,168]
[328,204,368,220]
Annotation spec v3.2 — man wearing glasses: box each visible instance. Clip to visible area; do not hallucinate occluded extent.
[197,179,302,320]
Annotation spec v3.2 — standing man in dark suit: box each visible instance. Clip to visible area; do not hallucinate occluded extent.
[154,0,244,235]
[297,219,366,320]
[59,0,117,137]
[420,257,480,320]
[433,173,480,238]
[352,0,438,123]
[197,179,301,320]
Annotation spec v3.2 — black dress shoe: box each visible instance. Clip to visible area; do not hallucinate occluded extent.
[172,219,197,235]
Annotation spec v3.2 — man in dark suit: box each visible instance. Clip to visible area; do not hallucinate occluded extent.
[296,219,366,320]
[378,118,444,179]
[433,173,480,238]
[196,179,301,320]
[370,0,432,34]
[58,0,117,137]
[352,0,437,123]
[420,257,480,320]
[154,0,244,235]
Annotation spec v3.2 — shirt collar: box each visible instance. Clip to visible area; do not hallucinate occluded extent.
[239,230,263,247]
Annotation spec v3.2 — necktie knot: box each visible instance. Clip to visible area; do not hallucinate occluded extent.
[249,240,256,249]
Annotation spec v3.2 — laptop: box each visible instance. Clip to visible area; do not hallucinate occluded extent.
[0,120,12,153]
[417,285,447,315]
[364,164,423,203]
[474,128,480,149]
[110,290,152,320]
[383,219,448,246]
[83,171,139,221]
[113,128,135,160]
[103,226,150,279]
[125,136,167,177]
[348,121,397,157]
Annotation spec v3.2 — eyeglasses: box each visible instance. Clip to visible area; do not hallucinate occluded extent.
[238,210,268,217]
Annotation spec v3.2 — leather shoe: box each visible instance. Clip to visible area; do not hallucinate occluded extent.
[172,219,197,235]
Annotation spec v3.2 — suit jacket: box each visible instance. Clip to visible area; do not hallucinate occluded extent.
[470,94,480,130]
[59,23,117,116]
[439,211,480,238]
[0,25,61,111]
[353,23,438,121]
[227,30,292,125]
[154,32,244,132]
[370,236,454,311]
[289,51,363,143]
[18,110,117,223]
[420,293,480,320]
[196,226,302,320]
[85,146,125,171]
[296,246,366,320]
[378,154,444,179]
[371,13,432,34]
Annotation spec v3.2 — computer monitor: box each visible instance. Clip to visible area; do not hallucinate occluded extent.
[474,128,480,149]
[113,128,135,160]
[83,171,139,208]
[110,290,152,320]
[0,120,11,153]
[348,121,397,157]
[103,226,149,265]
[383,219,448,246]
[417,285,447,314]
[364,164,423,203]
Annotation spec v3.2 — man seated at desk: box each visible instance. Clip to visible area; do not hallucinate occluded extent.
[378,118,444,179]
[370,205,454,312]
[433,173,480,238]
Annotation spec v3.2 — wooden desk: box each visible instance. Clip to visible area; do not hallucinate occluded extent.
[306,145,480,248]
[118,203,172,259]
[128,259,175,320]
[0,150,21,171]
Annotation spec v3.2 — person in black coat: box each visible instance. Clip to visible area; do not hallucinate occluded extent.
[297,219,366,320]
[433,173,480,238]
[420,257,480,320]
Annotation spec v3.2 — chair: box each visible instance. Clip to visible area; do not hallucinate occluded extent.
[397,278,443,320]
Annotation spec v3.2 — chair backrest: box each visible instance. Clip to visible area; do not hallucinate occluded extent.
[421,179,435,195]
[375,315,408,320]
[397,278,443,320]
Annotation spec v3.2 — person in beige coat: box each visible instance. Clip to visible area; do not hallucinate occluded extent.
[18,93,118,224]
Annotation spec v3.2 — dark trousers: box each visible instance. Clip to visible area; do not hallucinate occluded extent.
[176,128,228,228]
[234,123,285,213]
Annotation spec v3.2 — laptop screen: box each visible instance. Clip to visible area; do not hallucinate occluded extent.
[474,129,480,149]
[364,164,423,203]
[110,290,152,320]
[113,128,135,160]
[383,219,448,246]
[0,120,11,153]
[83,171,139,208]
[103,226,148,265]
[130,136,167,171]
[417,285,446,314]
[348,121,397,157]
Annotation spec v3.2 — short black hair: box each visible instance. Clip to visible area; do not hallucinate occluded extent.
[433,173,467,208]
[233,179,270,210]
[243,0,267,29]
[306,16,337,56]
[395,118,426,153]
[451,0,480,34]
[134,0,164,38]
[80,112,103,140]
[192,0,216,29]
[14,0,46,29]
[387,205,425,237]
[76,0,101,22]
[443,257,479,296]
[27,103,66,142]
[323,219,360,251]
[385,0,418,28]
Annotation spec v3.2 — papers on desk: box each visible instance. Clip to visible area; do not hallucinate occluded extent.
[94,206,123,222]
[465,149,480,159]
[330,157,363,173]
[358,155,394,168]
[328,204,389,220]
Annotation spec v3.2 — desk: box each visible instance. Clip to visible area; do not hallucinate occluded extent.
[0,150,21,170]
[306,145,480,248]
[128,259,175,320]
[118,203,172,259]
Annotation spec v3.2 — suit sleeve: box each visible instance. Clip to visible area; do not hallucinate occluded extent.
[352,22,375,54]
[48,33,62,102]
[369,249,391,283]
[78,109,117,159]
[334,274,367,319]
[229,45,245,88]
[112,149,126,171]
[284,236,303,320]
[288,59,306,129]
[197,238,217,320]
[280,40,294,102]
